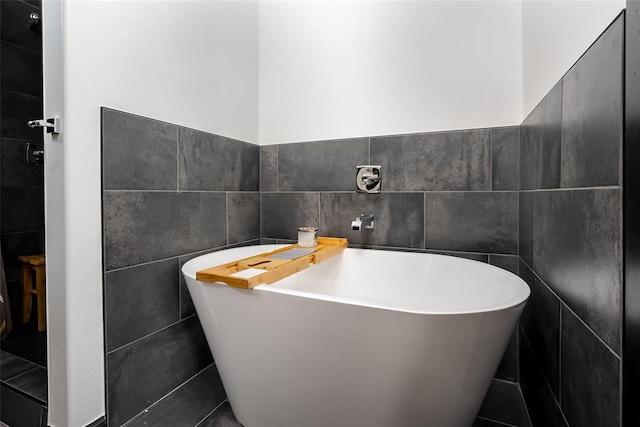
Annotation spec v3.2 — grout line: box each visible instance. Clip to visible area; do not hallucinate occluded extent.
[106,314,197,355]
[194,399,229,427]
[0,228,45,235]
[122,363,216,427]
[103,189,228,193]
[276,145,279,192]
[492,377,519,386]
[475,416,518,427]
[559,79,564,188]
[516,326,520,383]
[519,258,621,359]
[0,87,43,100]
[105,238,264,274]
[226,192,230,246]
[490,129,493,192]
[2,366,41,383]
[105,255,182,274]
[519,327,564,419]
[516,383,533,427]
[519,185,620,193]
[178,260,183,320]
[176,127,180,192]
[558,301,563,407]
[257,190,520,194]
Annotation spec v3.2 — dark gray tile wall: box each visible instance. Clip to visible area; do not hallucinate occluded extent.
[519,13,623,427]
[101,109,260,426]
[0,0,44,331]
[178,127,259,191]
[424,192,517,254]
[371,129,491,191]
[278,138,369,191]
[520,82,562,190]
[560,16,623,188]
[261,125,524,426]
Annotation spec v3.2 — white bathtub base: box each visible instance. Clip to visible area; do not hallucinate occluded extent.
[183,246,529,427]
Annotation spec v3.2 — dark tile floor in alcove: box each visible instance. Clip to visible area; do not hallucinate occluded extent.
[1,315,47,367]
[0,308,48,411]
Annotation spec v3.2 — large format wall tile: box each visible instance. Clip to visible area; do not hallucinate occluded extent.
[0,89,42,141]
[177,240,260,320]
[533,189,621,351]
[103,191,227,270]
[227,192,260,244]
[0,0,43,53]
[179,127,259,191]
[561,15,623,188]
[489,254,519,275]
[491,127,519,191]
[278,138,369,191]
[0,41,42,97]
[519,191,533,267]
[320,192,424,248]
[424,192,517,254]
[519,330,568,427]
[101,109,178,191]
[371,129,490,191]
[261,192,319,240]
[561,307,620,427]
[519,261,560,398]
[1,138,43,187]
[495,330,518,382]
[260,145,278,191]
[107,316,213,426]
[520,82,562,190]
[105,258,180,352]
[0,186,43,233]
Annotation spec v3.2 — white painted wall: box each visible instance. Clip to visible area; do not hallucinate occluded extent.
[47,1,258,425]
[258,0,524,144]
[522,0,624,117]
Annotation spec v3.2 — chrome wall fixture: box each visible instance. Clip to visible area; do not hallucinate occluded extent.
[28,118,60,135]
[356,165,381,193]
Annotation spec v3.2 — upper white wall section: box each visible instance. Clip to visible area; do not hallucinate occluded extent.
[258,0,523,144]
[522,0,624,117]
[54,1,258,425]
[66,0,259,143]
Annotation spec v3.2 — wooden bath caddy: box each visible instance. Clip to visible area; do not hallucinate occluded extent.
[196,237,348,289]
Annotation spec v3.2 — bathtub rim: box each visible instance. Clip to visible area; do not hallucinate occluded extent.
[182,244,530,316]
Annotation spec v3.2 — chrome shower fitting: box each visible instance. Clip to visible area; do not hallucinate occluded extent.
[351,214,374,231]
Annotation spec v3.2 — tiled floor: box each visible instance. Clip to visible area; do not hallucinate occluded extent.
[124,362,529,427]
[0,350,48,427]
[0,350,47,405]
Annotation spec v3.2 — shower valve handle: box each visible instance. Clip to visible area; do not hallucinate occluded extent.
[28,118,61,135]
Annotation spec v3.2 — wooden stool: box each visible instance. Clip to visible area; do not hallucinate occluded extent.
[18,254,46,332]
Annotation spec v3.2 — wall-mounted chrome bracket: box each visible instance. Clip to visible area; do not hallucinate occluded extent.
[28,117,61,135]
[356,165,381,193]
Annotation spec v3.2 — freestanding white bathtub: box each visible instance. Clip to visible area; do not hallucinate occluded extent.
[182,245,530,427]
